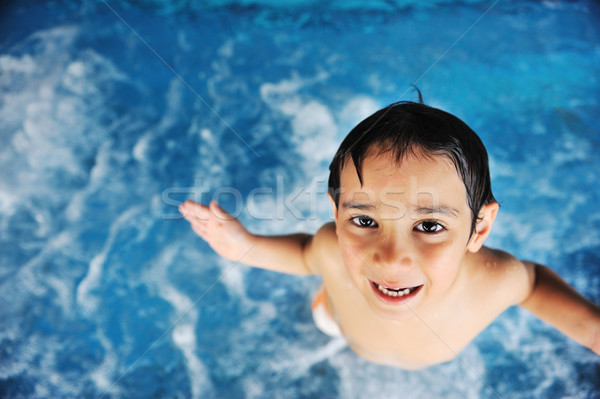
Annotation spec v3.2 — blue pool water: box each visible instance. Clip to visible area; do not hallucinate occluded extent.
[1,0,600,397]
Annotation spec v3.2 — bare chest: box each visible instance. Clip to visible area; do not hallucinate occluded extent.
[320,266,504,369]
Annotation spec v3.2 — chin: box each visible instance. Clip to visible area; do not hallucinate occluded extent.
[370,303,419,322]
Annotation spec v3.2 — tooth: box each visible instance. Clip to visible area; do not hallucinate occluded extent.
[377,283,415,298]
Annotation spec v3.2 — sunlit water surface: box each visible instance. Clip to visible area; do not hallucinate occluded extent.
[1,0,599,397]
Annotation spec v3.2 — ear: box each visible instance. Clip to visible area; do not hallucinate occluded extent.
[327,192,338,222]
[467,202,499,253]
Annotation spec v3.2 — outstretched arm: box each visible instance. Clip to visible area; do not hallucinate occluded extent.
[520,262,600,355]
[179,199,317,275]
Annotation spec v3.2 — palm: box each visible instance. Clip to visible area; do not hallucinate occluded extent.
[179,200,252,261]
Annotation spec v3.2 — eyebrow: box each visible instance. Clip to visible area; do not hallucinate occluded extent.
[413,205,460,217]
[341,201,459,217]
[341,201,377,211]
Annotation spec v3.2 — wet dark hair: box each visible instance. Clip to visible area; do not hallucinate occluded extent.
[328,101,496,235]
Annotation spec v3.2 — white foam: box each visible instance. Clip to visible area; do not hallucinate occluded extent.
[9,230,73,298]
[172,323,195,346]
[177,31,192,51]
[133,78,183,163]
[64,141,111,222]
[36,337,82,398]
[62,60,98,96]
[90,332,121,398]
[200,128,214,143]
[259,77,303,107]
[63,49,128,94]
[290,100,337,163]
[261,77,380,172]
[76,205,146,315]
[172,323,207,399]
[144,244,213,398]
[278,337,347,379]
[1,32,130,223]
[337,95,379,132]
[0,54,36,74]
[76,249,105,314]
[218,258,247,295]
[242,379,265,399]
[132,134,151,162]
[188,117,231,188]
[218,39,235,58]
[260,77,381,172]
[44,274,73,317]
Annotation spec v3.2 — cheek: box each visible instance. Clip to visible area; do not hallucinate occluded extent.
[338,235,369,275]
[340,243,361,272]
[419,242,463,282]
[418,239,450,261]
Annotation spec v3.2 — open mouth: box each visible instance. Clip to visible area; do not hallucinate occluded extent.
[370,281,423,301]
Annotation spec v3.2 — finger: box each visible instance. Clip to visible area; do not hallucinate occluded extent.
[189,216,207,229]
[191,223,208,240]
[190,219,209,236]
[178,200,193,217]
[209,200,232,221]
[180,200,210,221]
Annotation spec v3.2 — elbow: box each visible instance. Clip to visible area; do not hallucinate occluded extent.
[589,308,600,356]
[591,329,600,356]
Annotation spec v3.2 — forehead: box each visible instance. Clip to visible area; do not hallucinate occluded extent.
[338,151,468,207]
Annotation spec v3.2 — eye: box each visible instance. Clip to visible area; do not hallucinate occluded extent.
[350,216,378,228]
[415,220,444,233]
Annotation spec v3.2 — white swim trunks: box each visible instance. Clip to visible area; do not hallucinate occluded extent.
[311,287,343,338]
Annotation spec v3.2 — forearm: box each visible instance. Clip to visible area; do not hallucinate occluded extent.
[237,233,315,275]
[520,264,600,354]
[180,200,317,275]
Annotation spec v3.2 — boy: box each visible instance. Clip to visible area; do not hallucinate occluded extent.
[179,101,600,369]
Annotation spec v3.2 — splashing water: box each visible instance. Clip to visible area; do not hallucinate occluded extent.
[1,0,599,398]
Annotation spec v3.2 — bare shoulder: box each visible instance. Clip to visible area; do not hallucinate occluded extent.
[310,222,338,257]
[314,222,337,241]
[303,222,340,274]
[471,246,536,305]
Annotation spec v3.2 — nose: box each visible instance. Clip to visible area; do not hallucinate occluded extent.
[372,233,413,270]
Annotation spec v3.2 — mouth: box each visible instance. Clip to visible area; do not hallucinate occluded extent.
[370,281,423,303]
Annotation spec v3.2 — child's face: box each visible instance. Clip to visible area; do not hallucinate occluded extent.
[332,150,478,321]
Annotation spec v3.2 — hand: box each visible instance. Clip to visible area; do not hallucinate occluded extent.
[179,199,254,261]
